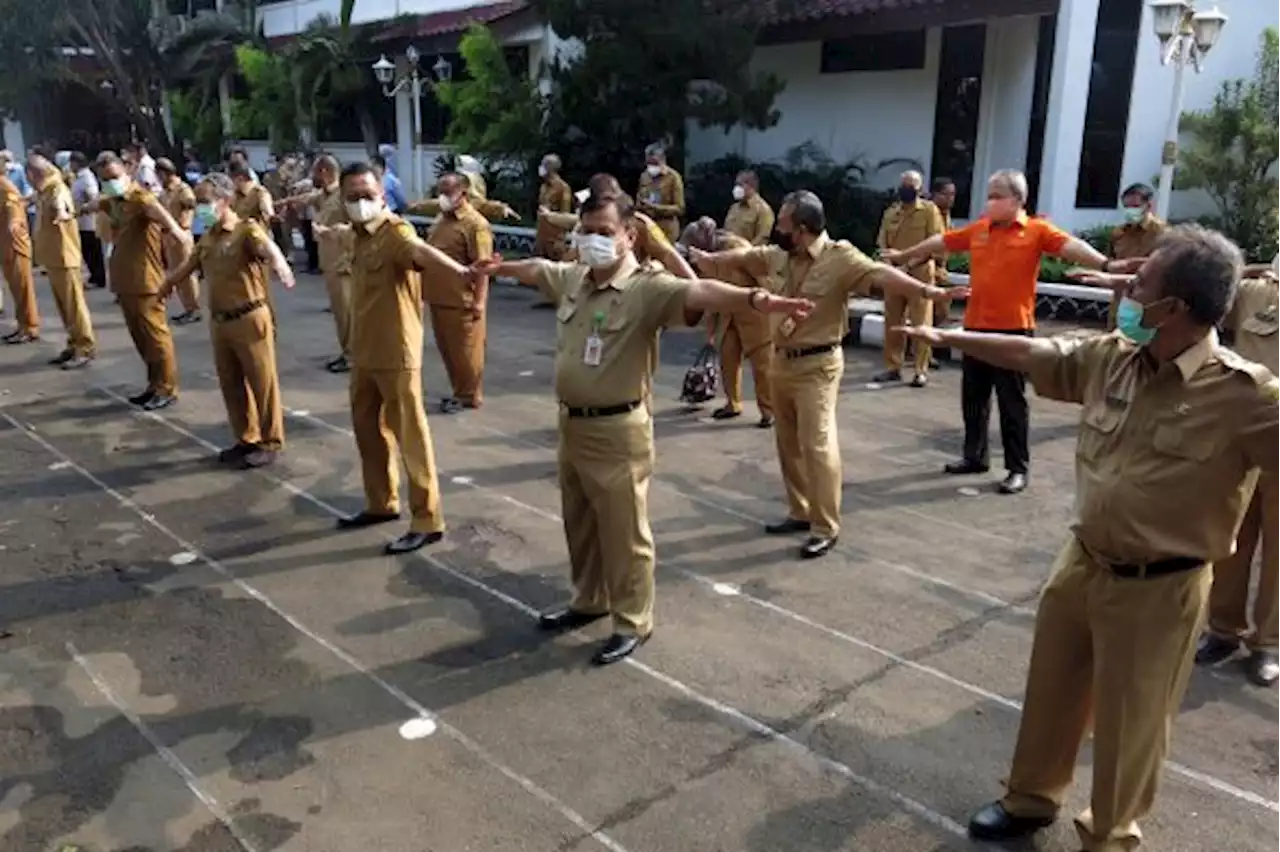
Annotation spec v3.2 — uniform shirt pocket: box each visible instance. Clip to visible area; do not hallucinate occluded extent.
[1152,421,1215,462]
[1078,403,1122,460]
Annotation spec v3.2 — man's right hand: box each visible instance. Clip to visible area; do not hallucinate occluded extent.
[467,254,504,279]
[895,325,947,347]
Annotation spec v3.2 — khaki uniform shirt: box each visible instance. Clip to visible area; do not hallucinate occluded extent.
[546,210,674,267]
[310,185,353,276]
[724,194,775,245]
[1027,329,1278,565]
[194,219,274,313]
[1227,277,1279,373]
[534,254,694,406]
[232,182,274,225]
[937,209,953,284]
[877,198,944,283]
[710,231,772,348]
[0,176,31,258]
[539,175,572,213]
[424,203,494,309]
[161,180,196,231]
[636,166,685,238]
[33,176,81,269]
[350,212,448,371]
[700,231,882,348]
[102,185,165,295]
[1110,214,1166,260]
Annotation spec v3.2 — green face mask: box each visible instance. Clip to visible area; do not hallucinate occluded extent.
[1115,296,1155,345]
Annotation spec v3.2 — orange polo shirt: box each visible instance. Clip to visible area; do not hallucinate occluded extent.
[943,213,1070,330]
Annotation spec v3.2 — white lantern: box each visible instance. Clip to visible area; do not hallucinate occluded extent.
[1191,6,1228,54]
[371,55,396,85]
[1149,0,1191,39]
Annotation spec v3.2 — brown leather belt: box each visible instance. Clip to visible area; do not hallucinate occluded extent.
[214,300,266,323]
[561,400,642,419]
[781,343,838,360]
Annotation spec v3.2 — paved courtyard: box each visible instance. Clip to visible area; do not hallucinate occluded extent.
[0,270,1275,852]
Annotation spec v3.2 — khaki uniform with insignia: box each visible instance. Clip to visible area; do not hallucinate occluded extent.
[425,202,494,407]
[534,175,573,260]
[709,232,773,418]
[406,189,513,223]
[0,175,38,335]
[724,193,775,246]
[349,212,446,534]
[876,197,944,374]
[533,254,695,636]
[103,185,179,396]
[1002,330,1279,851]
[310,184,354,358]
[33,174,94,355]
[161,178,200,313]
[700,234,884,538]
[194,219,284,450]
[233,181,278,328]
[1208,276,1279,652]
[636,166,685,241]
[1106,214,1166,328]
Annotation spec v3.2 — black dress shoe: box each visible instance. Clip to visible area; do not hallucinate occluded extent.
[1195,633,1239,665]
[336,511,401,530]
[49,349,73,365]
[592,632,649,666]
[61,353,92,370]
[142,394,177,411]
[384,530,443,555]
[801,535,837,559]
[439,397,462,414]
[871,369,901,383]
[538,607,607,632]
[909,373,928,388]
[765,518,811,535]
[1246,650,1279,686]
[217,443,255,464]
[967,800,1054,841]
[239,449,279,469]
[757,414,774,428]
[4,330,37,344]
[998,472,1027,494]
[944,459,989,475]
[325,355,350,374]
[711,406,741,420]
[127,389,156,406]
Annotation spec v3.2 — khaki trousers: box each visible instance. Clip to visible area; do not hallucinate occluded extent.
[118,294,179,395]
[429,304,486,406]
[212,308,284,450]
[47,266,96,355]
[720,320,774,417]
[1002,538,1210,852]
[3,250,38,333]
[324,270,351,356]
[883,292,933,373]
[349,368,443,534]
[771,350,844,538]
[559,406,656,636]
[1208,475,1278,650]
[163,234,200,313]
[1107,293,1120,331]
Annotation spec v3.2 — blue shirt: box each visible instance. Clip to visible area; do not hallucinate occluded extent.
[7,164,30,197]
[383,171,406,213]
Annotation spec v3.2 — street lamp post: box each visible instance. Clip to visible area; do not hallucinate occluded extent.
[372,48,454,199]
[1148,0,1228,220]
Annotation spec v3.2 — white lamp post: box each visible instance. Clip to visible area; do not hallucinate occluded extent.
[372,47,454,198]
[1149,0,1227,220]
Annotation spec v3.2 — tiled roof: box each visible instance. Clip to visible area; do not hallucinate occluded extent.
[372,0,528,42]
[757,0,950,26]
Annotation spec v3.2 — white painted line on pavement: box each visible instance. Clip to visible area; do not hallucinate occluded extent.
[398,717,439,740]
[67,641,263,852]
[12,411,633,852]
[86,391,971,838]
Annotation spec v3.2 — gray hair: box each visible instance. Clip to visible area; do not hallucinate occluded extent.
[988,169,1029,205]
[95,150,123,169]
[542,153,561,172]
[900,170,923,189]
[199,172,236,200]
[781,190,826,234]
[1149,225,1243,326]
[0,148,14,166]
[644,142,666,159]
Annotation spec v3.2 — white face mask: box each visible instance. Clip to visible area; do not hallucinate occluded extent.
[437,193,456,213]
[577,233,619,268]
[538,164,548,179]
[345,198,382,223]
[732,184,746,201]
[646,164,662,178]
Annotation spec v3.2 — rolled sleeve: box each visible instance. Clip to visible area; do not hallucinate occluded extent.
[244,223,274,259]
[700,246,778,289]
[535,261,581,304]
[1025,334,1108,404]
[942,223,978,253]
[1039,220,1071,255]
[642,272,695,331]
[836,244,883,297]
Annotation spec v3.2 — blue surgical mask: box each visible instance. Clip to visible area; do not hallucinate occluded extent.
[194,203,218,230]
[1115,296,1156,345]
[102,178,127,198]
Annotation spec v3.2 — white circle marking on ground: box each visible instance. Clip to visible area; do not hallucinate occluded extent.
[47,461,71,471]
[290,409,311,418]
[399,717,438,740]
[168,551,198,566]
[451,476,474,485]
[957,486,981,497]
[864,382,882,390]
[519,370,534,377]
[711,583,740,596]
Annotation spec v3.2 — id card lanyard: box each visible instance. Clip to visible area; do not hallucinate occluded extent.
[583,310,606,366]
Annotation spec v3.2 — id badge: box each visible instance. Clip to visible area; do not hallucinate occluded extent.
[779,316,797,338]
[583,334,603,366]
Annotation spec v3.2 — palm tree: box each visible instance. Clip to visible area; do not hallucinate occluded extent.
[290,0,380,154]
[159,0,259,138]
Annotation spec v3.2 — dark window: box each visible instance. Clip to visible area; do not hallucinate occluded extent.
[930,23,986,216]
[821,30,927,73]
[1075,0,1142,208]
[1025,13,1057,212]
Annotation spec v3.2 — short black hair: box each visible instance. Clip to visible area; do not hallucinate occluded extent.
[230,146,248,158]
[1121,183,1154,202]
[736,169,759,188]
[227,161,252,179]
[371,154,387,169]
[782,190,826,234]
[579,192,636,222]
[587,173,622,198]
[69,151,88,169]
[931,176,955,193]
[339,161,376,184]
[1150,225,1242,326]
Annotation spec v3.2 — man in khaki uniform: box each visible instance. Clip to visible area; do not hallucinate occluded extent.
[636,142,684,242]
[900,226,1278,851]
[424,171,494,413]
[163,173,295,469]
[288,155,353,373]
[474,193,814,665]
[681,218,773,426]
[333,161,473,555]
[874,170,945,387]
[96,150,190,410]
[0,157,38,344]
[724,170,774,246]
[405,174,522,224]
[1107,183,1166,328]
[534,153,573,261]
[28,154,94,368]
[692,190,959,559]
[230,160,279,330]
[1196,262,1279,686]
[156,158,201,324]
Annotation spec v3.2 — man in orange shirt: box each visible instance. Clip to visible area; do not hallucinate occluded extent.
[884,169,1110,494]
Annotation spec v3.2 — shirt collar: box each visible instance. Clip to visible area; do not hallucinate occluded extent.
[589,252,640,291]
[1172,328,1218,382]
[363,209,393,234]
[805,231,830,259]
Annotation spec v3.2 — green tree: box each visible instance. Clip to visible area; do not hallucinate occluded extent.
[1174,28,1279,261]
[290,0,381,153]
[233,44,301,150]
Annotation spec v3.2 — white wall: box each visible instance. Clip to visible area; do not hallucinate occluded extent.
[969,16,1040,219]
[258,0,525,38]
[685,32,942,190]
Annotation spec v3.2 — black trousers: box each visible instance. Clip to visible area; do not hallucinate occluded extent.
[80,229,106,286]
[300,220,320,273]
[960,328,1031,474]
